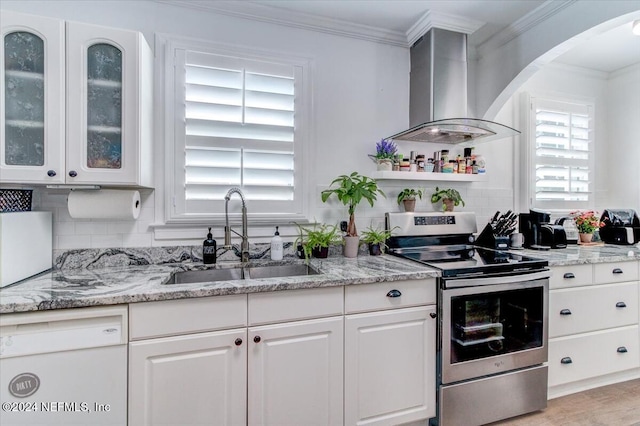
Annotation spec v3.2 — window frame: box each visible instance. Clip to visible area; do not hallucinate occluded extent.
[161,34,313,226]
[522,92,596,213]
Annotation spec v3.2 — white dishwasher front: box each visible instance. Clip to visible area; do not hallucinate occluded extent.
[0,305,128,425]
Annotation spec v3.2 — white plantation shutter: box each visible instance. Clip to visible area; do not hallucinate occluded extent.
[170,47,307,221]
[530,97,594,210]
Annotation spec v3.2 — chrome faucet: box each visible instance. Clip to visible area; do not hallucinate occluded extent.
[224,187,250,263]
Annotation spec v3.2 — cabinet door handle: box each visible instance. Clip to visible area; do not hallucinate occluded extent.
[386,289,402,298]
[47,170,57,177]
[253,336,261,343]
[563,272,575,279]
[68,170,78,178]
[612,268,623,274]
[234,338,243,346]
[617,346,628,353]
[616,302,627,308]
[560,309,572,315]
[429,312,437,319]
[560,357,573,364]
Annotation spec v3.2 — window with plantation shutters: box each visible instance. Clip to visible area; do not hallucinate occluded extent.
[168,43,309,223]
[529,97,594,210]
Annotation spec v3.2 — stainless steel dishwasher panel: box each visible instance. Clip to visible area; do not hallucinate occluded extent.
[0,306,128,425]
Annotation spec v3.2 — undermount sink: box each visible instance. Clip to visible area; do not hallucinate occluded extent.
[165,264,320,285]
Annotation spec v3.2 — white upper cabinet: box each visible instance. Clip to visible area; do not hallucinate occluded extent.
[1,11,152,187]
[1,11,65,183]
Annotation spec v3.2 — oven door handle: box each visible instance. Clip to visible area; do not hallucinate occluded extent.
[445,270,551,288]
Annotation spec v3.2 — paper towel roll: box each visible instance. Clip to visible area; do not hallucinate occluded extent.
[68,189,141,220]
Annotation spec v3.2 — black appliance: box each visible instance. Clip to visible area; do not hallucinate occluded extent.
[385,212,550,426]
[599,209,640,245]
[519,209,567,250]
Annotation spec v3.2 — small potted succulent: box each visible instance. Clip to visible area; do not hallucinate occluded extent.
[321,172,385,257]
[397,188,423,212]
[368,139,397,171]
[430,187,465,212]
[360,225,397,255]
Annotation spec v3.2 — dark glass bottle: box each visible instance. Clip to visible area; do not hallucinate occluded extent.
[203,227,216,264]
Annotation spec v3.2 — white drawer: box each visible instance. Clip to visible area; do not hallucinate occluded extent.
[345,279,436,314]
[549,264,593,289]
[129,295,247,340]
[548,325,640,387]
[549,282,639,338]
[248,287,343,326]
[594,261,639,285]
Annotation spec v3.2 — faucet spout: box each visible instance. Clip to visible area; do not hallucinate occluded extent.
[224,188,250,263]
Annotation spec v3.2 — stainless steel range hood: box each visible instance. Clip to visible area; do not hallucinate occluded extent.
[387,28,519,144]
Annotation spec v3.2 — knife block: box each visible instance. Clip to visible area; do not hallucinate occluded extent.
[475,224,510,250]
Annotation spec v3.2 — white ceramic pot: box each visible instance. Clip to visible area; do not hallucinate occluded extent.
[376,159,393,171]
[343,236,360,258]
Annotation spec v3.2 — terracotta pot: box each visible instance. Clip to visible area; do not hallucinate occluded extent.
[312,246,329,258]
[343,236,360,258]
[443,198,455,212]
[579,233,593,243]
[403,199,416,212]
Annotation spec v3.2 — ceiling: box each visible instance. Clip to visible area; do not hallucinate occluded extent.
[213,0,640,73]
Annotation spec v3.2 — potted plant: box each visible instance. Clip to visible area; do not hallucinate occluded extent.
[360,225,397,255]
[397,188,423,212]
[294,222,342,260]
[368,139,397,171]
[570,210,605,243]
[321,172,385,257]
[430,187,465,212]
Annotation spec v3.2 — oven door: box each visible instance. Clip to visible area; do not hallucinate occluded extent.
[440,270,549,385]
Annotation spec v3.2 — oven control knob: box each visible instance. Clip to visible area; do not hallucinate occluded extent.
[468,235,475,243]
[468,250,475,258]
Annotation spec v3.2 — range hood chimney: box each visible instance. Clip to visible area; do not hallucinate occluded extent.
[387,28,519,144]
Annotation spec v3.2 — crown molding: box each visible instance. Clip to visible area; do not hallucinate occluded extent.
[154,0,408,47]
[406,10,485,47]
[476,0,577,58]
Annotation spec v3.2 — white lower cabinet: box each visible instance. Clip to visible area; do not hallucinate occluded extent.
[248,317,344,426]
[344,306,436,426]
[129,328,247,426]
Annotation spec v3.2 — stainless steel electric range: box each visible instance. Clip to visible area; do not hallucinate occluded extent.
[386,212,551,426]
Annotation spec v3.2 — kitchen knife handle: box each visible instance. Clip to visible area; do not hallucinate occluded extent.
[386,289,402,298]
[617,347,628,353]
[560,357,573,364]
[560,309,572,315]
[616,302,627,308]
[612,268,623,274]
[563,272,575,279]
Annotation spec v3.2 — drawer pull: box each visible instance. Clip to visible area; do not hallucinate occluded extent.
[386,289,402,298]
[563,272,575,279]
[612,268,623,274]
[560,309,572,315]
[617,347,628,353]
[616,302,627,308]
[253,336,261,343]
[234,338,243,346]
[429,312,437,319]
[560,357,573,364]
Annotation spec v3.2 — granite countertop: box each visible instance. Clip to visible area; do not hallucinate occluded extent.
[1,244,639,314]
[0,255,439,314]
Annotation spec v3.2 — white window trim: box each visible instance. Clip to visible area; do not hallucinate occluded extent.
[155,33,314,234]
[519,91,596,214]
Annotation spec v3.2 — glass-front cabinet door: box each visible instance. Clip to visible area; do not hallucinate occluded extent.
[66,21,147,185]
[0,11,65,183]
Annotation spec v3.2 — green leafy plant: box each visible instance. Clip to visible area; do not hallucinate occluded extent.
[321,172,385,237]
[397,188,423,204]
[430,187,465,211]
[570,210,605,234]
[294,223,342,260]
[360,225,398,252]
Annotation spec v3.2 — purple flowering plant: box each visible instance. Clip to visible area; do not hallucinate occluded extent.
[373,139,397,160]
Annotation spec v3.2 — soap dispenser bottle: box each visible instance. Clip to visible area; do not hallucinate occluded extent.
[270,226,283,261]
[203,227,217,264]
